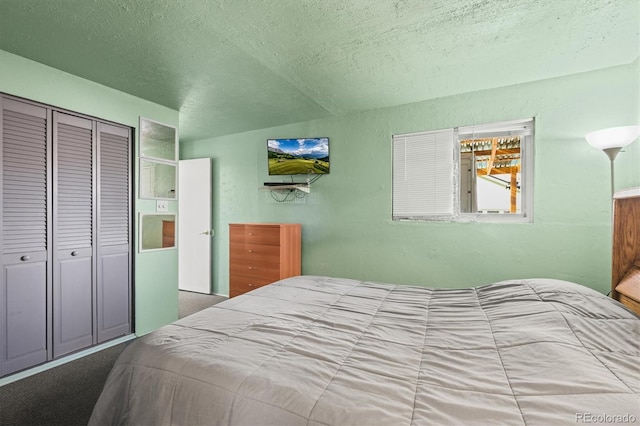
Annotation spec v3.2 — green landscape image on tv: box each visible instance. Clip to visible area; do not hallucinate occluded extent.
[267,138,330,175]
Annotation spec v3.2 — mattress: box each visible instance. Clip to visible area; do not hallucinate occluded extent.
[89,276,640,425]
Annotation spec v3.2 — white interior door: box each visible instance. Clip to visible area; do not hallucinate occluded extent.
[178,158,212,293]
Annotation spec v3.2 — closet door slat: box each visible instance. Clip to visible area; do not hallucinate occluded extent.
[55,121,93,250]
[2,104,48,255]
[99,131,129,247]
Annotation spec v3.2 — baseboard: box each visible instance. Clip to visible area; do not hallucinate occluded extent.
[0,334,136,387]
[180,289,228,298]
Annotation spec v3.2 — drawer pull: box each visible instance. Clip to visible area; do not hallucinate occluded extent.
[20,255,30,261]
[248,283,255,287]
[248,249,254,253]
[71,251,78,256]
[248,266,256,270]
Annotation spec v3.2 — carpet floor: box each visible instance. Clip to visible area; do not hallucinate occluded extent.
[0,290,227,426]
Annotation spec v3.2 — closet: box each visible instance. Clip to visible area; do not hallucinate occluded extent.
[0,95,132,377]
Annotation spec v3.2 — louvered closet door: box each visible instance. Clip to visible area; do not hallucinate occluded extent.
[96,122,131,342]
[52,112,94,358]
[0,98,51,376]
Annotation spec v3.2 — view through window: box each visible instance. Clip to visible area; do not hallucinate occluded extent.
[392,118,533,222]
[459,136,522,214]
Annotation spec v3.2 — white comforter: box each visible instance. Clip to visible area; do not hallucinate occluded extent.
[90,276,640,425]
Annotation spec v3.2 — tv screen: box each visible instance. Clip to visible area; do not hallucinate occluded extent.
[267,137,330,175]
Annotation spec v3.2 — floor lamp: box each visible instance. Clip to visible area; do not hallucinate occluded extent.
[585,125,640,198]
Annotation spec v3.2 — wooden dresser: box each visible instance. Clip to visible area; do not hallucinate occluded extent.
[229,223,301,297]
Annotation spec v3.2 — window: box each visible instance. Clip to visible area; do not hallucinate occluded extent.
[392,118,534,222]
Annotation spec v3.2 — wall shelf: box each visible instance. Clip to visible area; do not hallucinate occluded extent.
[260,183,310,194]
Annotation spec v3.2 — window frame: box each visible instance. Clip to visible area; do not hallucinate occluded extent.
[392,118,534,223]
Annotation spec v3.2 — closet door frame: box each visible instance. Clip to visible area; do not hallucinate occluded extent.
[0,93,134,375]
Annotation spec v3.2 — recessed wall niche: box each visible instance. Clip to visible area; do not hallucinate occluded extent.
[140,213,176,251]
[139,117,177,200]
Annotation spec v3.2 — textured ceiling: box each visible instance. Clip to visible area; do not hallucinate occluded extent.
[1,0,638,142]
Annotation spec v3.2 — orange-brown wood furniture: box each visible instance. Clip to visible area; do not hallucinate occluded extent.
[611,188,640,316]
[229,223,301,297]
[162,220,175,248]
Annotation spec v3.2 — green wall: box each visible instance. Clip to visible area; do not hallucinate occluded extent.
[181,60,640,297]
[0,50,180,335]
[2,47,637,336]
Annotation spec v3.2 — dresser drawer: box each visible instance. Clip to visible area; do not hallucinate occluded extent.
[229,274,276,297]
[618,293,640,316]
[230,243,280,263]
[230,260,280,280]
[229,224,281,245]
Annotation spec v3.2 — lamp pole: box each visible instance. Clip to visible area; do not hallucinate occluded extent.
[603,147,622,199]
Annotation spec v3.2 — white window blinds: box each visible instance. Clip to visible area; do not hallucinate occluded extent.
[392,128,454,219]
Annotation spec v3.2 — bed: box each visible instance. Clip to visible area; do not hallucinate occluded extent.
[90,193,640,426]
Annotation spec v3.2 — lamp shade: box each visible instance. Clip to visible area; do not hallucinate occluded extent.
[585,125,640,150]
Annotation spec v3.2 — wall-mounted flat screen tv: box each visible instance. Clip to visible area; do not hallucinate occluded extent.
[267,137,330,175]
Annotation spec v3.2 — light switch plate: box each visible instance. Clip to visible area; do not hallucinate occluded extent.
[156,200,168,212]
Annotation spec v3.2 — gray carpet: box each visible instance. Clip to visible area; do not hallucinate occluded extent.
[0,291,227,426]
[179,291,228,319]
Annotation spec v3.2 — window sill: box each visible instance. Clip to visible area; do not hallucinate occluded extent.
[393,213,532,223]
